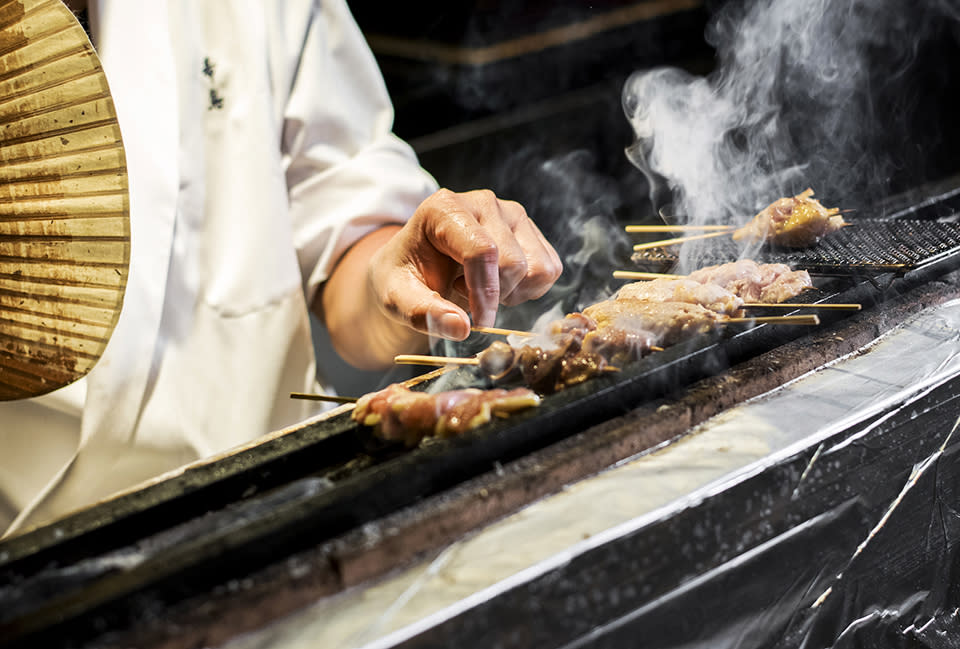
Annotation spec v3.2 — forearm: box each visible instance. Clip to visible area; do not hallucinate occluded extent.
[316,225,429,370]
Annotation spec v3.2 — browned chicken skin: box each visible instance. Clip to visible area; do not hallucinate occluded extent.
[733,188,847,248]
[352,383,540,446]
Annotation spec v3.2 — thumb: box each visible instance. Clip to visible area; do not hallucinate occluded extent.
[382,273,472,341]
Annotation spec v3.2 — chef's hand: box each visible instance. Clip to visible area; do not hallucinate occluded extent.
[320,189,562,369]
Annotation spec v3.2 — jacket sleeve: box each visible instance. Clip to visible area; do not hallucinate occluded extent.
[279,0,438,305]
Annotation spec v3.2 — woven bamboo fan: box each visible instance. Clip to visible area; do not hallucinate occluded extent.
[0,0,129,400]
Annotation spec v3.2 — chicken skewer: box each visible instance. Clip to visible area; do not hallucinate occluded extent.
[396,304,818,393]
[355,257,833,443]
[686,259,812,303]
[351,383,541,447]
[733,188,848,248]
[612,271,859,309]
[631,189,848,251]
[613,278,746,316]
[614,259,853,308]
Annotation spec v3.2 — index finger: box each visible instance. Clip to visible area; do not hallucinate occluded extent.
[422,206,501,328]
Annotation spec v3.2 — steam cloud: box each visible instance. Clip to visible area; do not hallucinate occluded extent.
[623,0,960,240]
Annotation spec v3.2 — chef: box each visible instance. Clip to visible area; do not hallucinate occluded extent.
[0,1,562,536]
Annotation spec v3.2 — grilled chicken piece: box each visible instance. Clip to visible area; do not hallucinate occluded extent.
[583,299,724,347]
[581,326,659,366]
[353,383,540,446]
[687,259,763,297]
[687,260,811,302]
[760,268,813,303]
[733,188,847,248]
[516,338,610,394]
[478,330,613,395]
[615,278,744,316]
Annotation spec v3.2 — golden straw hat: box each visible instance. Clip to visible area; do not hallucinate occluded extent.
[0,0,129,400]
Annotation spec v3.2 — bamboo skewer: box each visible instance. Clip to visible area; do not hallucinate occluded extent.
[394,314,819,368]
[471,325,534,337]
[613,270,681,280]
[633,230,733,251]
[395,354,480,366]
[289,392,358,403]
[728,315,820,325]
[741,302,861,311]
[625,224,735,233]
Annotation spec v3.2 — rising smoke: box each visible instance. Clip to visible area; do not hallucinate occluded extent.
[623,0,960,236]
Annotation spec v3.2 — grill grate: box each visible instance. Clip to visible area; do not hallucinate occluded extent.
[631,219,960,274]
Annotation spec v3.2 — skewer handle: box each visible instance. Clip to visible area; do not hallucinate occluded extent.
[728,314,821,325]
[394,354,480,366]
[289,392,358,403]
[633,230,732,251]
[613,270,681,280]
[471,325,533,337]
[742,303,861,311]
[625,224,734,233]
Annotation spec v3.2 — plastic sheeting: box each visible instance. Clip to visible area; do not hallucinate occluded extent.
[225,299,960,649]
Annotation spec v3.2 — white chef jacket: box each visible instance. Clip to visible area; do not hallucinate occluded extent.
[0,0,437,536]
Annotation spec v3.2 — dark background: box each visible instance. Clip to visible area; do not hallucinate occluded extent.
[318,0,960,396]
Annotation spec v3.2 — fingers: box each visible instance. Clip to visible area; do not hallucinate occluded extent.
[494,201,564,306]
[419,191,502,327]
[420,189,563,323]
[375,265,473,340]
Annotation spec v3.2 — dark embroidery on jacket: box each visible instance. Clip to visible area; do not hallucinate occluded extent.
[209,88,224,110]
[202,57,225,110]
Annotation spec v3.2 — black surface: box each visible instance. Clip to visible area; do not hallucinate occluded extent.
[391,371,960,649]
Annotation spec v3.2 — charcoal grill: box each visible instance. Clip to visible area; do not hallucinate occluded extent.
[2,192,960,648]
[631,218,960,275]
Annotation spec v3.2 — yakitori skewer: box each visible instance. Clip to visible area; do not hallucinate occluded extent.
[625,224,735,233]
[395,313,819,369]
[630,189,851,251]
[611,276,859,311]
[733,189,849,248]
[613,262,861,310]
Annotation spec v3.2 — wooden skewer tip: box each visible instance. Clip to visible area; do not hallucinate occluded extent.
[625,224,735,233]
[728,314,821,325]
[613,270,681,280]
[632,230,733,251]
[471,326,534,337]
[742,303,861,311]
[394,354,480,366]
